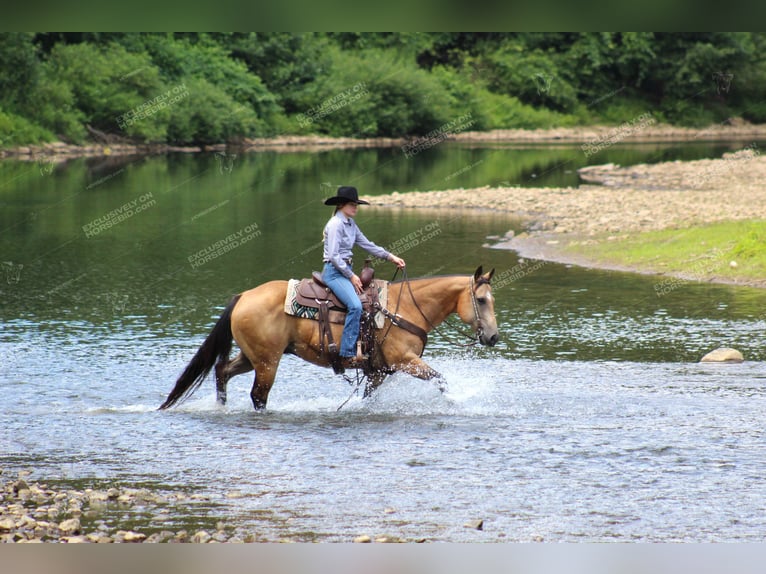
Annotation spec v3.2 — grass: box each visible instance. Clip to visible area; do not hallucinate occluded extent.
[565,220,766,284]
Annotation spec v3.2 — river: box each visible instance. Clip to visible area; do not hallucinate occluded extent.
[2,140,766,541]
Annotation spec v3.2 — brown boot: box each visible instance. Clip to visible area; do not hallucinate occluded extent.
[340,353,368,370]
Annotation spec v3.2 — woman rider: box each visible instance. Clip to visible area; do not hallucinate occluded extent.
[322,186,406,368]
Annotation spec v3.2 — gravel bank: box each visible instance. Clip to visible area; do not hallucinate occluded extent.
[4,122,766,160]
[0,471,411,543]
[364,150,766,287]
[367,149,766,236]
[0,471,243,543]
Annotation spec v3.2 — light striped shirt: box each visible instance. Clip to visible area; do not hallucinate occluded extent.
[323,212,390,278]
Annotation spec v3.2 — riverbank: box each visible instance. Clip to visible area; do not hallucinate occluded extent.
[0,471,241,543]
[0,471,409,543]
[3,122,766,160]
[365,149,766,289]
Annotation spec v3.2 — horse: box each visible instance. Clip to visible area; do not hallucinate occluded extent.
[159,266,498,411]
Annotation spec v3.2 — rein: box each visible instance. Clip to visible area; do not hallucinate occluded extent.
[391,268,482,348]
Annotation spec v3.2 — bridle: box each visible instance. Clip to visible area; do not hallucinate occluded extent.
[338,270,491,411]
[387,268,489,348]
[470,274,492,344]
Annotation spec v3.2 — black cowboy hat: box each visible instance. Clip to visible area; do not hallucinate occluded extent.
[324,186,370,206]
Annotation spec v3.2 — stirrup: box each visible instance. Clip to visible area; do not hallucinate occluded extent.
[340,354,368,370]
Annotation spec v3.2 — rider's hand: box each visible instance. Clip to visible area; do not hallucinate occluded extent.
[390,255,406,269]
[351,274,364,293]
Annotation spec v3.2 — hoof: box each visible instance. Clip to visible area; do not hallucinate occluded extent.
[251,398,267,411]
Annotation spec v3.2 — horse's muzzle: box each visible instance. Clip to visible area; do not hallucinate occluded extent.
[479,331,499,347]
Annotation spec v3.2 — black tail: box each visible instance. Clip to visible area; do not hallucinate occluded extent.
[159,294,242,410]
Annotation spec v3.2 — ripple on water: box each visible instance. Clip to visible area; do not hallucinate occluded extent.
[4,337,766,541]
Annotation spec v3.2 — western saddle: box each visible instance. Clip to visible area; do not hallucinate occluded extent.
[294,260,380,374]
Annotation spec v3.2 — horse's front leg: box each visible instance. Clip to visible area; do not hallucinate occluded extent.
[363,372,387,398]
[395,355,448,393]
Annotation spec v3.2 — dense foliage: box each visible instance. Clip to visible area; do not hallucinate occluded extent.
[1,32,764,147]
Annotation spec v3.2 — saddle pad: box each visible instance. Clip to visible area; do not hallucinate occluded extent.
[284,278,388,328]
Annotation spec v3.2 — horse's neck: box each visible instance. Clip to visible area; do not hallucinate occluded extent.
[390,276,466,330]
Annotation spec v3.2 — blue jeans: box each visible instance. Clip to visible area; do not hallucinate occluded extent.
[322,262,362,357]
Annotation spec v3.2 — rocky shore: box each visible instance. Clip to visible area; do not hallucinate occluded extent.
[368,149,766,236]
[0,471,242,543]
[4,122,766,160]
[451,120,766,143]
[365,149,766,287]
[0,471,412,543]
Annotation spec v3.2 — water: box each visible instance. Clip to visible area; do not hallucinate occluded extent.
[2,142,766,541]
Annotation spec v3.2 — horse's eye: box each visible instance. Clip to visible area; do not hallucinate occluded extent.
[477,297,487,305]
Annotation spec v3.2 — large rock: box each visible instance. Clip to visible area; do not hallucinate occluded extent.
[192,530,212,544]
[58,518,81,535]
[464,519,484,531]
[122,531,146,543]
[700,348,744,363]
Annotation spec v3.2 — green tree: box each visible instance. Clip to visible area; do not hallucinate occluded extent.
[0,33,39,111]
[39,42,168,141]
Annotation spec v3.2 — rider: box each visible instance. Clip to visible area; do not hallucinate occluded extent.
[322,186,406,368]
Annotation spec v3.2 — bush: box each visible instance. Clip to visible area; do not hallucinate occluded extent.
[26,77,87,142]
[140,35,282,126]
[732,223,766,260]
[35,38,282,145]
[39,42,169,142]
[661,100,717,127]
[597,96,663,125]
[481,45,580,113]
[291,48,467,137]
[166,78,265,145]
[0,33,39,111]
[0,108,54,147]
[743,101,766,124]
[431,65,583,129]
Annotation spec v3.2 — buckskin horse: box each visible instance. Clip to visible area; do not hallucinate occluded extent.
[159,266,498,411]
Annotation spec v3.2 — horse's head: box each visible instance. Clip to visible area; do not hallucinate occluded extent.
[458,266,499,347]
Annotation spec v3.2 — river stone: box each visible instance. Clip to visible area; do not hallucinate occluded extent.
[123,531,147,543]
[700,348,744,363]
[59,518,81,534]
[353,535,372,543]
[145,531,174,543]
[0,517,16,531]
[88,490,109,502]
[13,479,29,493]
[464,519,484,530]
[192,530,212,543]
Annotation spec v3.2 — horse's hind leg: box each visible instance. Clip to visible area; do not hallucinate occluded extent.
[215,352,253,405]
[250,358,280,411]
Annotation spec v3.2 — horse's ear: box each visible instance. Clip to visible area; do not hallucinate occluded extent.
[474,266,483,281]
[486,268,495,282]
